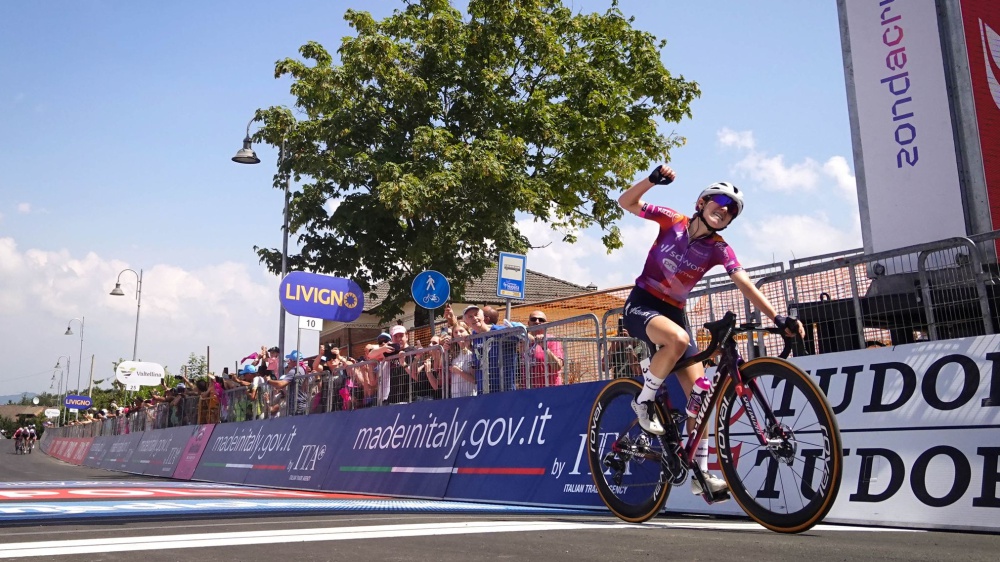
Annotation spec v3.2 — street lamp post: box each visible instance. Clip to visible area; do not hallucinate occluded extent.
[64,317,84,396]
[110,269,143,361]
[232,117,293,376]
[54,356,70,426]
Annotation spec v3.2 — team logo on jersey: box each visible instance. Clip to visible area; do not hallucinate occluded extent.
[661,258,678,273]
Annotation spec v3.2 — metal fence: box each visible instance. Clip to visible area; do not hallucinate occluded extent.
[47,230,1000,437]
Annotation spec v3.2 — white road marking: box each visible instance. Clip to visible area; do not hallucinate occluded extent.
[0,519,921,557]
[644,521,923,532]
[0,521,624,557]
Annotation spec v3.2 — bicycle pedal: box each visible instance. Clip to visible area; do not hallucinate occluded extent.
[702,489,731,505]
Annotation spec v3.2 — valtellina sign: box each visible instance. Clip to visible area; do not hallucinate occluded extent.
[279,271,364,322]
[115,361,165,390]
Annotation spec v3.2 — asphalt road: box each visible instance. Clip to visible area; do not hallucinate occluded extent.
[0,445,997,561]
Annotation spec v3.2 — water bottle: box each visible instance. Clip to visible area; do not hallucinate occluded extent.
[686,376,711,418]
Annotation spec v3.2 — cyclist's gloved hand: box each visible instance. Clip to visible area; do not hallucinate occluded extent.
[774,315,802,338]
[648,165,675,185]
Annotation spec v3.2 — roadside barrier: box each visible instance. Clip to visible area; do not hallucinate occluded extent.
[40,332,1000,533]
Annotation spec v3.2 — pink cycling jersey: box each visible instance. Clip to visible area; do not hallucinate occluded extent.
[634,203,742,307]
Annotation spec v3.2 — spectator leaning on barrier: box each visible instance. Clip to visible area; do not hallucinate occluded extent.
[412,334,443,400]
[239,363,269,420]
[448,321,477,398]
[456,303,492,394]
[386,325,416,403]
[368,333,395,404]
[460,304,524,393]
[526,310,564,388]
[267,350,309,416]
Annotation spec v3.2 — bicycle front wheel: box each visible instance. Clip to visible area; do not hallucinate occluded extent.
[715,357,843,533]
[586,378,672,523]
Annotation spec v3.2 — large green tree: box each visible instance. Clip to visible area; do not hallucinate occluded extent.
[252,0,699,319]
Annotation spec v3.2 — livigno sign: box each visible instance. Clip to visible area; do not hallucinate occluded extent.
[279,271,364,322]
[64,395,92,410]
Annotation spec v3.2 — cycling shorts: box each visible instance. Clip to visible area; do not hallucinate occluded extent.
[622,286,699,362]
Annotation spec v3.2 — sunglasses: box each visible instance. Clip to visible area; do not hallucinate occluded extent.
[708,194,739,216]
[528,317,546,323]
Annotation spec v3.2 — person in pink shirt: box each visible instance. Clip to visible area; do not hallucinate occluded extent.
[618,164,805,499]
[526,310,563,388]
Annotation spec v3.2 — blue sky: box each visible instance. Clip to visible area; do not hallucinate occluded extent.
[0,1,859,395]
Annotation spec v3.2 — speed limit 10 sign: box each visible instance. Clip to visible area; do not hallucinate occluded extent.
[298,316,323,331]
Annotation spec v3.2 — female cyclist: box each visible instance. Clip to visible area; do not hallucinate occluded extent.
[618,164,804,499]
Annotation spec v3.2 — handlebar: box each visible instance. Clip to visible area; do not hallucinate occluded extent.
[734,322,800,359]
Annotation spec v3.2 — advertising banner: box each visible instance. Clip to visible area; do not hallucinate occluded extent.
[46,438,93,465]
[98,431,145,472]
[192,417,341,490]
[49,334,1000,531]
[789,336,1000,531]
[172,425,215,480]
[83,436,112,468]
[320,398,472,498]
[959,0,1000,231]
[278,271,364,322]
[123,425,197,477]
[840,0,966,253]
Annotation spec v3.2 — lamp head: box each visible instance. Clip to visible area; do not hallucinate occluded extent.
[64,327,73,336]
[110,283,125,296]
[232,137,261,164]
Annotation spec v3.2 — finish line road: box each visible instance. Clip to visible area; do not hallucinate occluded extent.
[0,444,997,561]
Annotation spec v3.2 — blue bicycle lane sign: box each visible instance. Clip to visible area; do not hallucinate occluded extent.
[411,270,450,309]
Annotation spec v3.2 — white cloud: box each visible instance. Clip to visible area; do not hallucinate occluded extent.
[718,128,859,195]
[516,218,657,290]
[717,127,756,150]
[17,203,31,214]
[733,152,822,191]
[822,155,858,200]
[0,236,302,394]
[737,212,862,266]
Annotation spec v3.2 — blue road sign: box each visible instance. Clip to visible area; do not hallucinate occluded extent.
[497,252,527,299]
[412,270,450,309]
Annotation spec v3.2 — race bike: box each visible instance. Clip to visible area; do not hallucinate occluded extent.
[587,311,842,533]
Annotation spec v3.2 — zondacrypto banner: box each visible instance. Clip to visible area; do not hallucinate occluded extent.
[47,334,1000,532]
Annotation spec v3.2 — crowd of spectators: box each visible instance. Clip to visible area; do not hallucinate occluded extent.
[59,304,578,433]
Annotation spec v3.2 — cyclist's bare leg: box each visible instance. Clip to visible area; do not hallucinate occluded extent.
[643,315,690,387]
[631,315,689,434]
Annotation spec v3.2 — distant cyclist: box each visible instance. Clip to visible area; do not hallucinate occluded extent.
[26,426,36,453]
[618,164,804,498]
[12,427,25,453]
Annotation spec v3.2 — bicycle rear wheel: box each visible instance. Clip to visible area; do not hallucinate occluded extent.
[715,357,843,533]
[587,378,672,523]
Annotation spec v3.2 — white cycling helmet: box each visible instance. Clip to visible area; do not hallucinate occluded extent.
[696,181,744,217]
